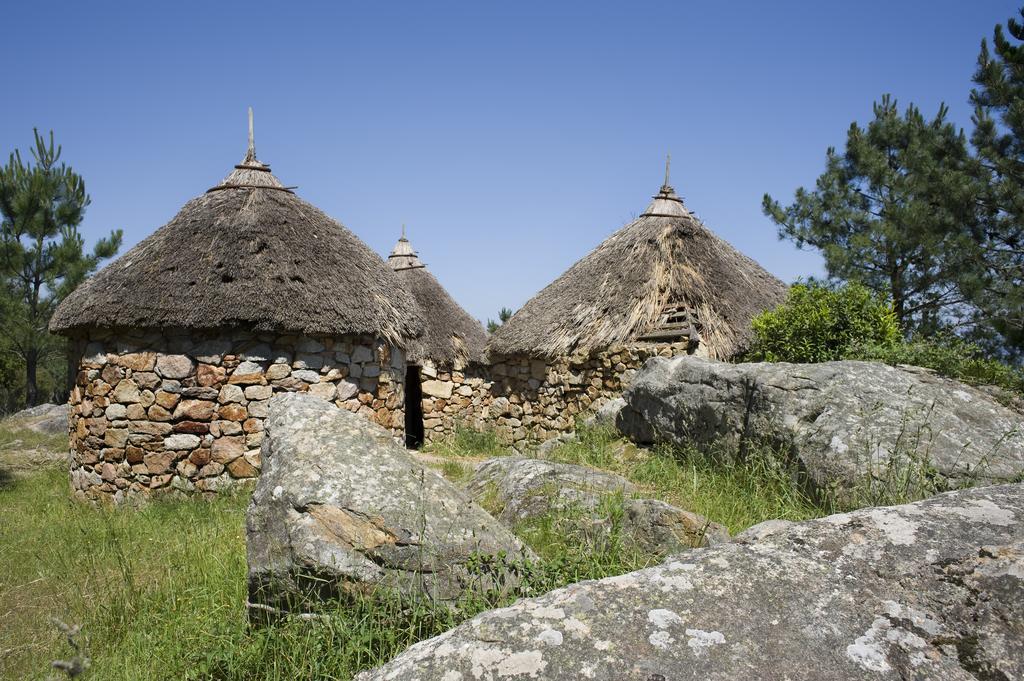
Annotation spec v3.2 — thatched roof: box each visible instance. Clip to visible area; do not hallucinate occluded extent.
[51,118,423,347]
[487,174,787,360]
[387,230,487,367]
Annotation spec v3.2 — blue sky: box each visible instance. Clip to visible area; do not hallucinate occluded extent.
[1,1,1018,324]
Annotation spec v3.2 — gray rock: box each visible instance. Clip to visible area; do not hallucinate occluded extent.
[6,402,69,434]
[584,397,627,428]
[155,354,195,379]
[246,394,532,621]
[618,356,1024,498]
[358,483,1024,681]
[467,457,727,553]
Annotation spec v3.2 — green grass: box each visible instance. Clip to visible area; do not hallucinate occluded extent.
[540,426,825,534]
[0,423,67,453]
[2,423,933,679]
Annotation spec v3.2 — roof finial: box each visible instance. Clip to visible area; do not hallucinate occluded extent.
[246,107,256,163]
[401,223,406,240]
[663,153,671,189]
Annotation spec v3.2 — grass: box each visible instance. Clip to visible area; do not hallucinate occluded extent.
[2,422,933,679]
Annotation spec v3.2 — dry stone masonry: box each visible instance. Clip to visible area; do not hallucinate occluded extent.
[67,328,405,504]
[420,341,694,447]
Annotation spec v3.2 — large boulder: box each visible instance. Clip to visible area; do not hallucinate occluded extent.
[6,402,69,434]
[618,356,1024,498]
[358,483,1024,680]
[246,394,531,621]
[466,457,727,551]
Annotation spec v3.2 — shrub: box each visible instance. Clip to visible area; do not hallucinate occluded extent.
[848,337,1024,396]
[747,282,900,363]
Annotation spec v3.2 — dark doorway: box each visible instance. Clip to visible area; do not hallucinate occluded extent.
[404,365,425,449]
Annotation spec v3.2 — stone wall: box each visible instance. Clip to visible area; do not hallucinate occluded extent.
[68,328,405,504]
[418,342,693,447]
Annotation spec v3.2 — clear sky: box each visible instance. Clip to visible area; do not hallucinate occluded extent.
[1,1,1018,325]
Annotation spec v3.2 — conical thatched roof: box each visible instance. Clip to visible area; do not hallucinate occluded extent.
[51,117,423,346]
[387,229,487,367]
[487,172,787,360]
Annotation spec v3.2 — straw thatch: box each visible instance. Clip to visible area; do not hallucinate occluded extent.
[487,180,787,360]
[51,137,423,346]
[387,231,487,366]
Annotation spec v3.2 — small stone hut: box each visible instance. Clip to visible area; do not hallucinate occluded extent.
[481,165,788,445]
[386,230,488,447]
[50,116,423,503]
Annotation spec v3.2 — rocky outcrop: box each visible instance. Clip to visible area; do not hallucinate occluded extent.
[7,403,70,434]
[358,483,1024,680]
[246,394,531,621]
[618,356,1024,498]
[466,457,727,552]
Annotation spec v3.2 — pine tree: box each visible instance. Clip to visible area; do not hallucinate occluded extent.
[970,8,1024,358]
[0,130,122,407]
[763,95,983,334]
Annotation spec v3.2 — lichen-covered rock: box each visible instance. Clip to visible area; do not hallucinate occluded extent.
[6,402,69,434]
[358,484,1024,681]
[466,457,727,552]
[618,356,1024,498]
[246,394,532,621]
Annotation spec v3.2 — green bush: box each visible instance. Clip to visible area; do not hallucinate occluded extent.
[747,282,900,363]
[849,337,1024,396]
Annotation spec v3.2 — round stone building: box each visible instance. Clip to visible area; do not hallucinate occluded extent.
[386,229,488,447]
[50,118,423,503]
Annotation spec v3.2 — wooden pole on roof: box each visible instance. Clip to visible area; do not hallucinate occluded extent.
[247,107,256,162]
[664,153,671,188]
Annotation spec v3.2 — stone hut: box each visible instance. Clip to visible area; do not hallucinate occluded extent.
[386,229,488,447]
[50,114,423,503]
[481,164,788,445]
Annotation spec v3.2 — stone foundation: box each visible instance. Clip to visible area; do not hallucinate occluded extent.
[67,328,404,504]
[418,342,695,447]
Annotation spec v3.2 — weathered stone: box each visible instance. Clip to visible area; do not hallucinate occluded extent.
[199,461,224,478]
[421,380,453,400]
[351,345,374,363]
[296,337,325,353]
[618,356,1024,498]
[216,420,243,436]
[307,382,337,401]
[193,339,232,364]
[197,364,226,387]
[335,379,359,401]
[126,445,145,464]
[247,394,531,621]
[180,386,219,400]
[134,372,161,391]
[244,385,273,401]
[218,384,245,404]
[189,448,212,467]
[243,399,268,419]
[138,389,155,407]
[235,360,264,375]
[164,433,201,450]
[115,352,156,371]
[125,404,146,420]
[218,404,248,422]
[148,404,172,422]
[144,451,175,475]
[100,364,123,385]
[129,420,173,436]
[111,379,141,404]
[172,399,216,421]
[468,457,727,552]
[176,460,198,478]
[103,428,129,449]
[243,418,263,433]
[293,353,324,370]
[156,354,195,379]
[211,437,245,464]
[105,403,128,420]
[173,421,209,435]
[291,369,320,384]
[227,455,259,478]
[153,387,180,409]
[265,363,291,380]
[359,484,1024,681]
